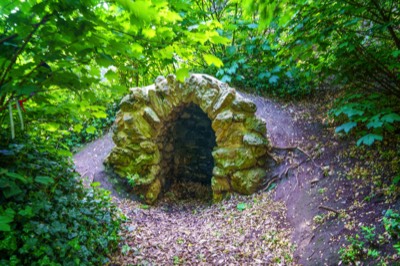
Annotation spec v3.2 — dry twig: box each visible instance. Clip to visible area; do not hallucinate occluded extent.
[318,205,340,215]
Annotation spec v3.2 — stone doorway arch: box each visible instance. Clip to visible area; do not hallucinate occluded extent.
[106,74,269,204]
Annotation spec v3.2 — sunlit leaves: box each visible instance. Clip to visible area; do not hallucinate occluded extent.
[85,125,96,134]
[73,124,83,132]
[176,68,189,82]
[203,54,223,67]
[117,0,157,25]
[210,35,230,45]
[143,28,156,38]
[42,122,60,132]
[92,111,107,119]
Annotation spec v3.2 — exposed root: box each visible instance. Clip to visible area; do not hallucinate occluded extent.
[271,145,322,169]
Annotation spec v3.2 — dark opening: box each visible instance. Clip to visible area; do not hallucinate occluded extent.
[157,103,216,200]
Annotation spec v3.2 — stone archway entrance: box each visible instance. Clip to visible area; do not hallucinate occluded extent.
[160,103,216,187]
[106,74,270,204]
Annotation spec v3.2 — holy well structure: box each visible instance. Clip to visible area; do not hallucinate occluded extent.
[106,74,270,204]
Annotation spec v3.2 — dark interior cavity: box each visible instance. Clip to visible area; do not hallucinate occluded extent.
[157,103,216,195]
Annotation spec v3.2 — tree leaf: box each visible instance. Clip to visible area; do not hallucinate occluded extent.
[221,75,232,83]
[336,122,357,133]
[269,75,279,84]
[56,149,72,157]
[104,70,118,81]
[356,134,383,146]
[143,28,156,38]
[86,126,97,134]
[203,54,223,67]
[0,208,15,232]
[176,68,189,82]
[73,124,83,133]
[210,35,230,45]
[0,216,13,232]
[5,171,27,183]
[367,120,383,129]
[237,202,247,211]
[35,176,54,185]
[42,123,60,132]
[381,113,400,123]
[247,23,258,29]
[92,111,107,119]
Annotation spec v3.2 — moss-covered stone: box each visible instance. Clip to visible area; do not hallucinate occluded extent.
[211,88,235,118]
[213,147,257,171]
[211,176,231,192]
[140,141,157,153]
[243,132,268,146]
[231,168,266,194]
[143,107,161,126]
[145,179,161,204]
[232,96,257,113]
[245,117,267,135]
[106,73,271,204]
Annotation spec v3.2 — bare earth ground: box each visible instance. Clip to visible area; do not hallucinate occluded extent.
[73,91,399,265]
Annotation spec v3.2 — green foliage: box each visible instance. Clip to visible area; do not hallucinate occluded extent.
[236,202,247,211]
[339,235,366,264]
[331,92,400,145]
[239,0,400,142]
[0,134,122,265]
[340,211,400,264]
[201,11,303,96]
[339,228,381,264]
[0,0,232,145]
[383,209,400,239]
[250,0,400,96]
[62,102,119,150]
[361,226,376,243]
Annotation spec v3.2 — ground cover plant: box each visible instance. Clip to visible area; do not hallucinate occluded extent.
[0,133,123,265]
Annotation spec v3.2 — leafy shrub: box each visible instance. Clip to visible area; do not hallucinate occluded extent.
[62,102,119,150]
[331,92,400,146]
[0,134,122,265]
[212,20,310,98]
[383,209,400,239]
[340,212,400,264]
[339,234,366,264]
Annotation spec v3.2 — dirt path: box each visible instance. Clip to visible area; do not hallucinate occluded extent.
[240,93,323,264]
[73,92,337,265]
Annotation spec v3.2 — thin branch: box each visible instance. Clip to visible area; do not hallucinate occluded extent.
[0,34,18,45]
[371,0,400,50]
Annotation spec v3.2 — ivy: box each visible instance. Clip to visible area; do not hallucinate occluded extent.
[0,134,123,265]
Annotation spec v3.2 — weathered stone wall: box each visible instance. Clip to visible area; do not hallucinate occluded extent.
[106,74,270,204]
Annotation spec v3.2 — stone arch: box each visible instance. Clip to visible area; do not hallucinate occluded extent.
[106,74,270,204]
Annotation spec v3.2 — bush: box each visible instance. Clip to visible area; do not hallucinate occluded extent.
[62,102,119,150]
[0,134,122,265]
[331,92,400,146]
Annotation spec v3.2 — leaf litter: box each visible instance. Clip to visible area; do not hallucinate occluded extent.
[110,182,296,265]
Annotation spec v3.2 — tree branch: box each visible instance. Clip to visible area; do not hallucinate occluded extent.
[0,14,52,88]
